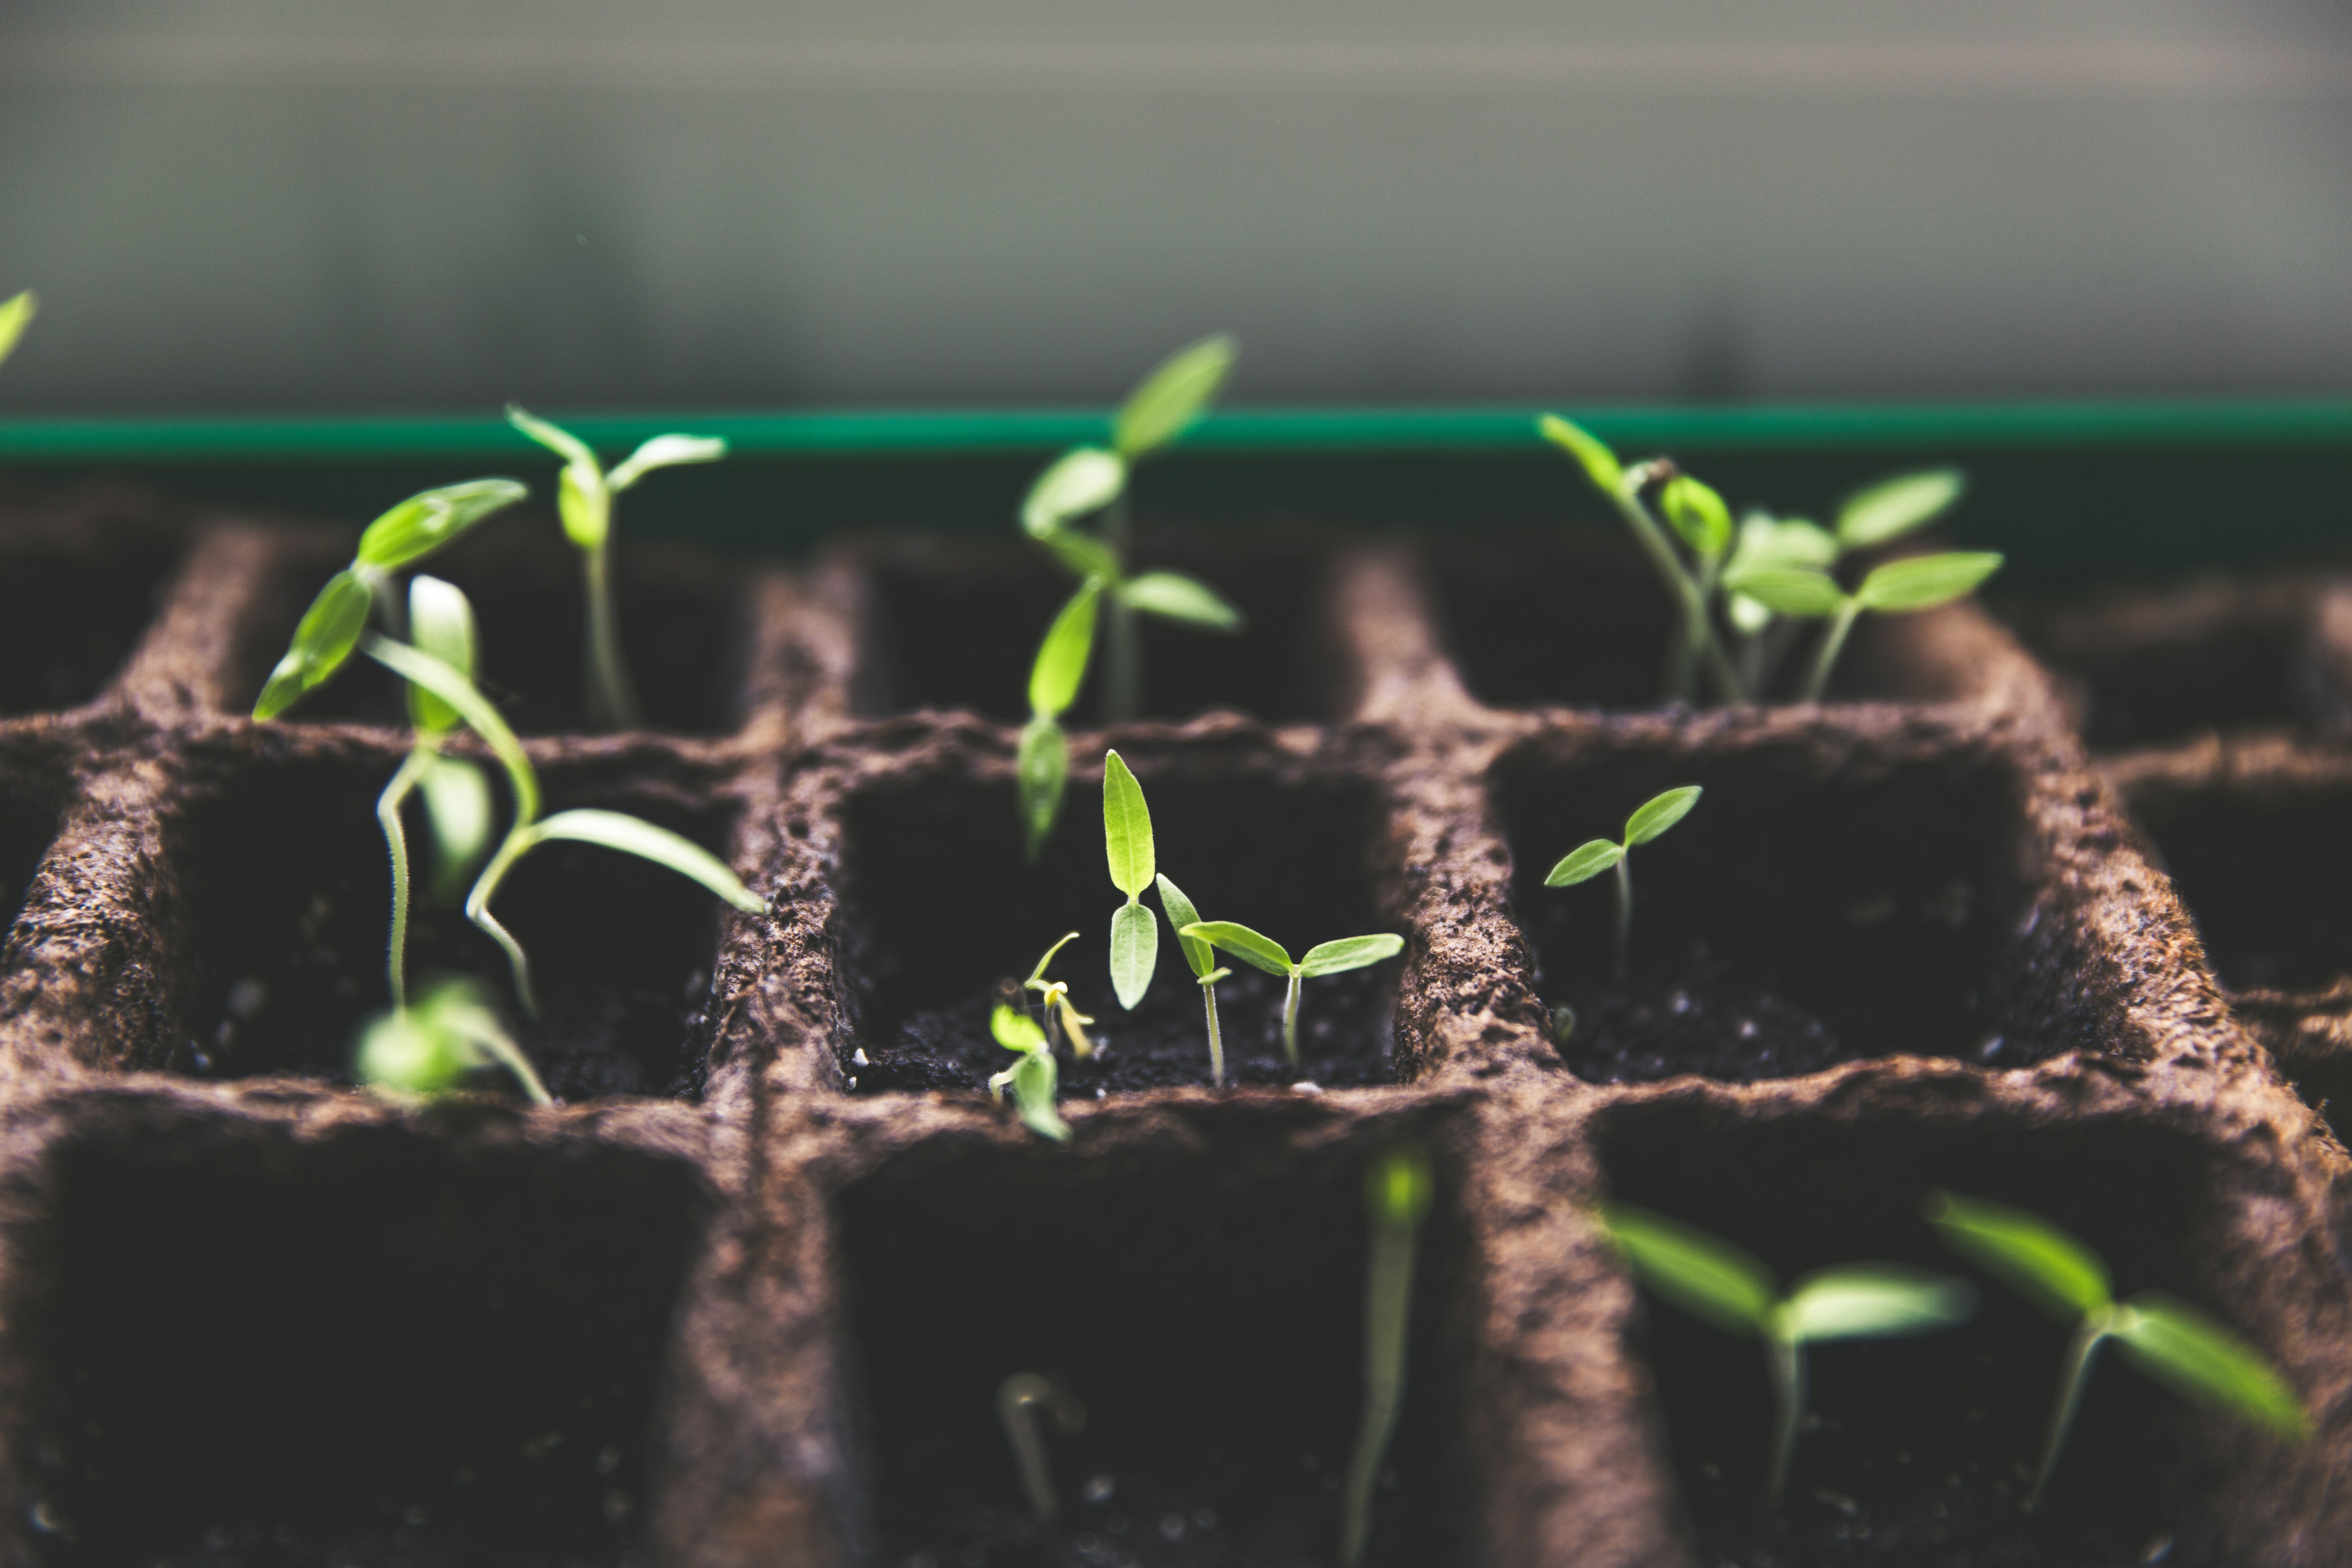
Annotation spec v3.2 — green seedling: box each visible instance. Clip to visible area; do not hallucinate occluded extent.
[1925,1191,2307,1510]
[989,1004,1071,1142]
[1154,874,1233,1086]
[354,974,551,1105]
[1726,549,2004,703]
[1596,1200,1977,1501]
[507,405,728,731]
[998,1372,1085,1523]
[1178,922,1405,1070]
[1545,785,1702,981]
[1101,750,1160,1010]
[1341,1144,1434,1568]
[0,290,35,369]
[1018,577,1103,859]
[1022,931,1096,1059]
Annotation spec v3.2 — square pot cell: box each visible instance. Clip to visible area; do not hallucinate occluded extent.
[160,748,743,1099]
[835,1114,1474,1566]
[1431,531,1982,713]
[1595,1097,2292,1566]
[237,527,751,735]
[831,756,1401,1094]
[0,506,183,715]
[3,1104,707,1566]
[845,535,1337,724]
[1494,731,2042,1083]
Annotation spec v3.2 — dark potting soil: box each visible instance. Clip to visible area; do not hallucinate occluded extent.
[0,542,182,713]
[2123,785,2352,995]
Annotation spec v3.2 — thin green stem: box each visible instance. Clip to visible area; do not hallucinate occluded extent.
[1283,968,1303,1067]
[583,540,642,730]
[376,748,434,1009]
[1341,1206,1421,1566]
[1803,599,1865,704]
[466,827,541,1019]
[1612,855,1633,982]
[997,1374,1060,1525]
[476,1027,555,1106]
[2029,1313,2112,1512]
[1202,978,1226,1087]
[1765,1327,1806,1503]
[1607,481,1744,705]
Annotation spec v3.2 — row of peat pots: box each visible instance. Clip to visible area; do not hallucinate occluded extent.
[0,481,2343,1567]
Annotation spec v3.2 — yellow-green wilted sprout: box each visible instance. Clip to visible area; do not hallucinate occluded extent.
[1178,922,1405,1070]
[997,1372,1085,1524]
[1154,873,1234,1086]
[1925,1191,2307,1511]
[506,406,727,731]
[1018,577,1102,859]
[0,290,35,370]
[989,1004,1071,1143]
[355,975,550,1106]
[1596,1201,1976,1502]
[1101,750,1162,1011]
[1022,931,1096,1060]
[1545,785,1701,980]
[1341,1144,1434,1568]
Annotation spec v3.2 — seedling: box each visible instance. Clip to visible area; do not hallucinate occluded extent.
[0,290,34,370]
[998,1372,1085,1523]
[1924,1191,2308,1510]
[1340,1143,1434,1568]
[1022,931,1096,1059]
[1018,577,1102,859]
[1545,785,1702,981]
[1596,1200,1977,1501]
[354,974,551,1106]
[1154,874,1234,1086]
[1178,921,1405,1069]
[989,1004,1071,1143]
[1101,750,1160,1010]
[507,406,728,730]
[1726,549,2004,703]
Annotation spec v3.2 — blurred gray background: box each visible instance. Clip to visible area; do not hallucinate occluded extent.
[3,0,2350,412]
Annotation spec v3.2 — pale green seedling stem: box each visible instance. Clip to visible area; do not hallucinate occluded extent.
[998,1374,1062,1523]
[1545,786,1703,981]
[377,747,435,1009]
[1179,922,1405,1069]
[1341,1145,1434,1567]
[1155,874,1231,1085]
[377,575,491,1010]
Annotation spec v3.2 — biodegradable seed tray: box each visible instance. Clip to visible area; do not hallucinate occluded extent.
[0,484,2343,1568]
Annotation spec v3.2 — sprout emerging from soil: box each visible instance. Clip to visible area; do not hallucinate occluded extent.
[0,290,35,369]
[1023,931,1096,1060]
[997,1372,1085,1523]
[1924,1191,2309,1510]
[354,974,551,1106]
[1154,874,1234,1086]
[1178,921,1405,1069]
[1596,1200,1977,1502]
[989,1004,1071,1143]
[1019,577,1102,860]
[1341,1143,1434,1568]
[506,405,728,731]
[1545,785,1702,981]
[1101,750,1161,1010]
[1726,549,2004,703]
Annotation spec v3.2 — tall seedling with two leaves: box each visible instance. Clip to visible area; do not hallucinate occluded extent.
[507,406,728,730]
[1546,786,1702,980]
[1178,922,1405,1071]
[1101,751,1160,1012]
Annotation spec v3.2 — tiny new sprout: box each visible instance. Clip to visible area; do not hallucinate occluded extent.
[998,1372,1085,1524]
[1178,922,1405,1070]
[1023,931,1096,1059]
[1597,1201,1977,1501]
[1100,750,1160,1011]
[1340,1144,1434,1568]
[0,290,35,370]
[1545,785,1702,981]
[506,406,728,731]
[1154,874,1233,1086]
[989,1004,1071,1142]
[1726,548,2004,703]
[1018,577,1102,860]
[1925,1191,2308,1510]
[354,975,550,1105]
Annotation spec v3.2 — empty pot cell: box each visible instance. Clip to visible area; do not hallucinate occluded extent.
[240,528,749,735]
[0,511,182,714]
[4,1103,706,1566]
[1594,1096,2298,1566]
[849,535,1335,723]
[835,1112,1474,1566]
[1494,730,2040,1083]
[161,747,742,1099]
[833,751,1401,1094]
[0,759,64,944]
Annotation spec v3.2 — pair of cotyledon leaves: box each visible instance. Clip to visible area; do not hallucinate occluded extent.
[988,1003,1071,1143]
[1544,786,1701,889]
[506,404,725,553]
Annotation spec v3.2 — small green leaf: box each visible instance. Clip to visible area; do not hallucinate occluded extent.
[362,635,540,824]
[405,575,477,736]
[1722,567,1847,619]
[1923,1192,2112,1321]
[1838,469,1966,551]
[0,290,35,368]
[1538,413,1624,493]
[1594,1202,1776,1336]
[2111,1294,2309,1439]
[526,808,764,913]
[1109,900,1159,1010]
[1025,931,1081,988]
[1012,1049,1071,1142]
[1121,571,1244,632]
[607,432,727,492]
[991,1002,1049,1054]
[1022,447,1127,538]
[1729,513,1839,576]
[1544,839,1624,887]
[254,568,375,719]
[1298,933,1405,977]
[1101,750,1155,899]
[1155,873,1215,979]
[1114,333,1237,458]
[1624,786,1702,846]
[1661,476,1733,559]
[355,1004,473,1097]
[1017,714,1069,861]
[1179,921,1293,977]
[356,479,531,570]
[506,403,599,470]
[1778,1265,1977,1344]
[1728,593,1774,635]
[418,754,494,898]
[1038,526,1122,583]
[1030,579,1104,718]
[555,462,610,550]
[1367,1144,1434,1230]
[1855,552,2004,614]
